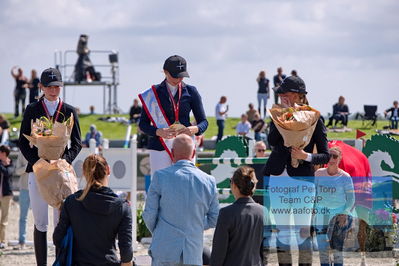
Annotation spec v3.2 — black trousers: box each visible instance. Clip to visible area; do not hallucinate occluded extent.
[274,91,279,104]
[327,114,348,127]
[29,89,39,103]
[15,92,26,117]
[216,119,225,142]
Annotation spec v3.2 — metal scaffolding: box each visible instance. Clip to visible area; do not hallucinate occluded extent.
[54,49,122,114]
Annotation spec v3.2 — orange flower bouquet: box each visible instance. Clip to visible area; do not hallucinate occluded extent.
[268,104,320,168]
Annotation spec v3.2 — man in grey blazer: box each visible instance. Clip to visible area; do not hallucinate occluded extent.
[143,134,220,266]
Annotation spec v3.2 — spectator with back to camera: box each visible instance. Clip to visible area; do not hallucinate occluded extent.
[211,166,264,266]
[54,154,133,266]
[143,135,219,266]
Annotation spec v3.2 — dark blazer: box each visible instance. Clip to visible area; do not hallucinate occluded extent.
[211,197,264,266]
[264,118,330,177]
[386,107,399,119]
[273,74,286,87]
[0,160,14,196]
[332,103,349,115]
[139,80,208,151]
[53,186,133,265]
[18,98,82,172]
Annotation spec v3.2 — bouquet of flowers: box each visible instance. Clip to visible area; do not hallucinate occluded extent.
[24,113,74,160]
[268,104,320,168]
[25,113,77,209]
[33,158,78,209]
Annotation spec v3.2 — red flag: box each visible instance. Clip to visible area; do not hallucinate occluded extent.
[356,129,366,139]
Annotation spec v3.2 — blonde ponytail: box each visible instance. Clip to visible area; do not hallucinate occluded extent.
[77,154,108,201]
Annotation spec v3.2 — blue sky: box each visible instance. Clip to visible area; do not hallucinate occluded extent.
[0,0,398,117]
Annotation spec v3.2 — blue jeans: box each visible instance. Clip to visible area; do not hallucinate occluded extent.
[19,189,30,244]
[391,117,399,129]
[257,93,268,116]
[216,120,225,142]
[254,132,261,141]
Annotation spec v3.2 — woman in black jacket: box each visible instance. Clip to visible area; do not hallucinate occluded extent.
[18,68,82,266]
[264,76,330,266]
[54,154,133,266]
[211,166,264,266]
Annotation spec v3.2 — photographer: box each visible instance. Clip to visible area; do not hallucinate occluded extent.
[74,34,99,82]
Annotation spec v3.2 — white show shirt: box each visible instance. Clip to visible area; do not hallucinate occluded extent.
[43,97,60,117]
[166,82,178,97]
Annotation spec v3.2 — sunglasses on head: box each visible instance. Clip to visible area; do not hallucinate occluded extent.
[330,153,339,159]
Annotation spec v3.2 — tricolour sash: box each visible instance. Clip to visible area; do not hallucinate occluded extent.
[139,86,174,159]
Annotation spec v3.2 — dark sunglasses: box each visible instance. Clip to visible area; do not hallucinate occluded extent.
[257,149,266,152]
[330,153,339,159]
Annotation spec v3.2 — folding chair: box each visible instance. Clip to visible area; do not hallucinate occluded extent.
[361,105,377,127]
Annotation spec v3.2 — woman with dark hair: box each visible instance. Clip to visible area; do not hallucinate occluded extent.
[211,166,264,266]
[54,154,133,266]
[264,76,330,266]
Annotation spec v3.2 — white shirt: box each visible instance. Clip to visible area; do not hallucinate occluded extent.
[43,97,60,116]
[314,168,354,212]
[236,121,252,134]
[215,103,227,120]
[166,82,178,97]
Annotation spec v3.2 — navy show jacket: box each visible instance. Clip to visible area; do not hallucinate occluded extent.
[139,80,208,151]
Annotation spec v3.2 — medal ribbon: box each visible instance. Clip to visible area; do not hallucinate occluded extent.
[166,83,182,123]
[41,98,63,122]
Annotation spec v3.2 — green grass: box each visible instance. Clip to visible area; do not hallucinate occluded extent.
[6,114,134,140]
[4,113,398,141]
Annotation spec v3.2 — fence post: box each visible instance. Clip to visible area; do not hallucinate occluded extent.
[130,134,138,250]
[89,138,97,154]
[103,138,109,149]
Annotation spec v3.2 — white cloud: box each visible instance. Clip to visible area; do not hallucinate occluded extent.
[0,0,398,120]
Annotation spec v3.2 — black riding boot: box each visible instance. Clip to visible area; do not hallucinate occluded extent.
[34,226,47,266]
